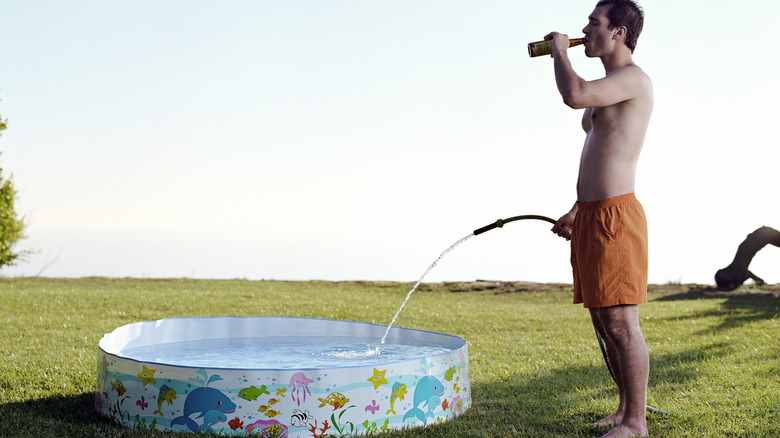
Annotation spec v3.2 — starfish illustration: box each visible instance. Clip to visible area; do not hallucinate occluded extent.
[137,364,156,386]
[366,368,387,390]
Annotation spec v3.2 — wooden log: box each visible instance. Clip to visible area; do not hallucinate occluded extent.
[715,226,780,290]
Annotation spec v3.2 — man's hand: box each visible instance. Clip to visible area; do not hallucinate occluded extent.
[551,205,577,241]
[544,32,570,57]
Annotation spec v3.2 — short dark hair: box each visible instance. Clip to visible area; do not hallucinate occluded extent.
[596,0,644,53]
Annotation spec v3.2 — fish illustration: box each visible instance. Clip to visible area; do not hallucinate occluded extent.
[318,392,350,411]
[238,385,270,401]
[228,416,243,431]
[111,379,126,396]
[245,419,288,437]
[258,405,269,412]
[290,409,312,427]
[443,366,460,381]
[267,398,280,405]
[154,385,177,417]
[264,409,281,418]
[386,382,407,415]
[450,395,465,415]
[402,376,445,424]
[266,423,284,436]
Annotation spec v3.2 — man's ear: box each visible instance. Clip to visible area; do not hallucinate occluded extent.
[613,26,627,41]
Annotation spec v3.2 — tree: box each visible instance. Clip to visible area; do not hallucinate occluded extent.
[0,114,30,268]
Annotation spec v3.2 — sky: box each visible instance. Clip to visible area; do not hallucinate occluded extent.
[0,0,778,285]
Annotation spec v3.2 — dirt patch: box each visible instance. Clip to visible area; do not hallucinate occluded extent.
[418,281,780,297]
[648,282,780,297]
[418,280,571,294]
[332,280,780,298]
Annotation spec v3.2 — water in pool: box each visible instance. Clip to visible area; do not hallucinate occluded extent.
[120,335,451,369]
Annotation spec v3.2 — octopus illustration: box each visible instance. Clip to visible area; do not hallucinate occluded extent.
[288,371,314,406]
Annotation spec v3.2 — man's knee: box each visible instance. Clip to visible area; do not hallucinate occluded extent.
[595,305,641,342]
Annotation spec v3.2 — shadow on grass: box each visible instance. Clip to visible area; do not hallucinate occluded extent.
[1,380,605,438]
[0,348,756,438]
[652,285,780,332]
[457,347,747,437]
[0,392,177,438]
[378,362,618,437]
[465,369,611,437]
[647,342,732,387]
[418,341,739,438]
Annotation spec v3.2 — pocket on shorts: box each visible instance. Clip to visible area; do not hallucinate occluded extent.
[598,207,620,244]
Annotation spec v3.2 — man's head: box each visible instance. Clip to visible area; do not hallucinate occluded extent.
[592,0,644,53]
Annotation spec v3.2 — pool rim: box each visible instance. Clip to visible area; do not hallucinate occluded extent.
[98,315,468,372]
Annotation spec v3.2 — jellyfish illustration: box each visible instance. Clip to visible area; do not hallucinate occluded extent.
[288,372,314,406]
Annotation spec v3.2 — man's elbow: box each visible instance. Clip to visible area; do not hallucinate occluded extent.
[562,94,588,109]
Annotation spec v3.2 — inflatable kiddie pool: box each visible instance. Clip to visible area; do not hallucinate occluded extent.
[96,316,470,436]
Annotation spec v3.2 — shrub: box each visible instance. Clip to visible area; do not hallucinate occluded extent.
[0,114,30,268]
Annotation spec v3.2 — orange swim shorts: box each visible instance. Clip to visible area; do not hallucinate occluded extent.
[571,193,648,308]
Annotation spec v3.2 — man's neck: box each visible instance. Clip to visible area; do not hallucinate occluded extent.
[600,47,635,74]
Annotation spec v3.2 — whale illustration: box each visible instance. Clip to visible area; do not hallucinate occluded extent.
[402,376,445,424]
[169,387,236,432]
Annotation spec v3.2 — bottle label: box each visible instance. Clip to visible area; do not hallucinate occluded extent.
[529,41,552,57]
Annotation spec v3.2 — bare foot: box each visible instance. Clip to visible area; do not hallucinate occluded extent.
[593,412,622,428]
[599,424,648,438]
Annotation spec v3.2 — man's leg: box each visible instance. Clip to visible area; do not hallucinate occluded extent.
[593,305,648,437]
[589,309,625,426]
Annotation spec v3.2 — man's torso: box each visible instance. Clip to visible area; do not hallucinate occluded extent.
[577,66,653,202]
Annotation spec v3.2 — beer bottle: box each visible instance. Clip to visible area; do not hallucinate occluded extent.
[528,38,584,57]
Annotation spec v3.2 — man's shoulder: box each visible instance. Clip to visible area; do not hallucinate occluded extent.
[605,65,653,101]
[608,64,650,80]
[607,64,652,84]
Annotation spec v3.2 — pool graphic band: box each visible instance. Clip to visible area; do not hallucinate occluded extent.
[96,316,470,436]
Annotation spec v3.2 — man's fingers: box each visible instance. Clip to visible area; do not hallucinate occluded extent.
[551,222,572,241]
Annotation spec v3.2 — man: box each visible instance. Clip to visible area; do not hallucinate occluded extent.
[547,1,652,437]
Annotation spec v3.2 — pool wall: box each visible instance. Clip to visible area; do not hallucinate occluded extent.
[96,316,470,436]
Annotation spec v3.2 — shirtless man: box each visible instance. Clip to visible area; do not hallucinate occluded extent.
[547,1,652,437]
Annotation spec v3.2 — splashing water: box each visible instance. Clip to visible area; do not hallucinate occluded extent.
[120,336,449,368]
[380,233,475,344]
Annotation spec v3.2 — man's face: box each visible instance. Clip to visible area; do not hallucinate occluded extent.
[582,5,615,58]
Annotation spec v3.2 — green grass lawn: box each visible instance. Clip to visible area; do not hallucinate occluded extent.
[1,278,778,437]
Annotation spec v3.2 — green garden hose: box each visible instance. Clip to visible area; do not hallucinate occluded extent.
[471,215,778,416]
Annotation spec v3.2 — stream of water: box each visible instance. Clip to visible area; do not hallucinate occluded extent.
[116,234,477,368]
[380,233,475,344]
